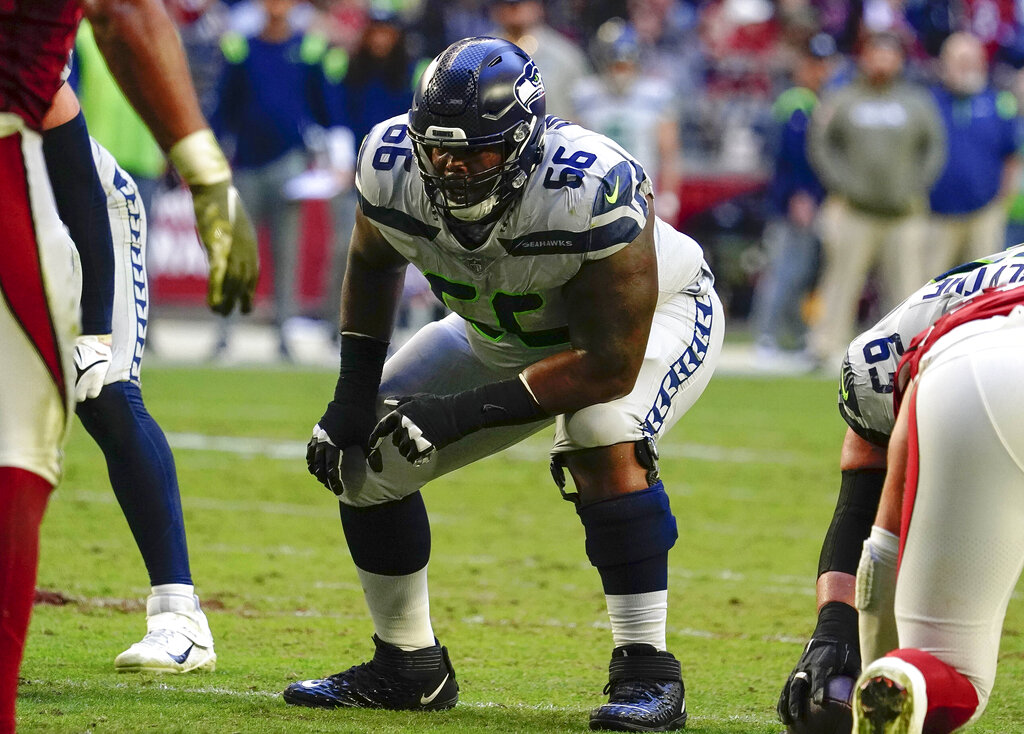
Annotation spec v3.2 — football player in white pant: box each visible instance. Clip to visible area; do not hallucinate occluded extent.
[286,37,724,732]
[851,283,1024,733]
[38,83,226,674]
[777,245,1024,733]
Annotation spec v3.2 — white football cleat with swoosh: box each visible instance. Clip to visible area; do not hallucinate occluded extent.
[115,591,216,673]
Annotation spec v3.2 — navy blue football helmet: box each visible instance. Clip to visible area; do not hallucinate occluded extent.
[408,37,546,222]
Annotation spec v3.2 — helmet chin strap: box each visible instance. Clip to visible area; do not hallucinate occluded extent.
[447,194,499,221]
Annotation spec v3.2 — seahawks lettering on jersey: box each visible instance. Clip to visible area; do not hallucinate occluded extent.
[356,114,708,370]
[839,244,1024,445]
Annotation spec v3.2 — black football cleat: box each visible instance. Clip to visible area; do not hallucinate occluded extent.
[283,635,459,711]
[590,644,687,731]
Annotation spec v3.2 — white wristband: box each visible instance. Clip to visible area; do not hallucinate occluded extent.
[168,129,231,186]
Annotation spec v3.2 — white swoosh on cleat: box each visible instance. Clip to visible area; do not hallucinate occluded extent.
[420,674,449,705]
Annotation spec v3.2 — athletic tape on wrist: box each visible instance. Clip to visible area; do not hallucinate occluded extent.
[168,129,231,186]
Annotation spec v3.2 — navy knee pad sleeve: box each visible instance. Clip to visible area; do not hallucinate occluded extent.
[578,482,678,594]
[339,491,430,576]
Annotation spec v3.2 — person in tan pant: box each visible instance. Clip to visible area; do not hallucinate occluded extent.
[807,31,946,367]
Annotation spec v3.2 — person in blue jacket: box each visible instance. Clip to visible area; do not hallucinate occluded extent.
[213,0,345,359]
[927,32,1021,274]
[750,32,836,370]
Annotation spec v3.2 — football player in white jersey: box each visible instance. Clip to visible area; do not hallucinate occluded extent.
[850,283,1024,733]
[777,244,1024,733]
[570,19,682,222]
[286,37,725,732]
[40,83,216,674]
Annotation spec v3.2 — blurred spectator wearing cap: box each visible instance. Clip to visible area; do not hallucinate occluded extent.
[212,0,347,360]
[806,30,946,366]
[748,31,835,369]
[490,0,590,119]
[628,0,703,90]
[570,18,683,223]
[927,32,1021,274]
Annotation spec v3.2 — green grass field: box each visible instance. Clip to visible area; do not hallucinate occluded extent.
[17,367,1024,733]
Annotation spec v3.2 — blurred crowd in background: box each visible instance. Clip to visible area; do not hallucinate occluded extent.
[68,0,1024,367]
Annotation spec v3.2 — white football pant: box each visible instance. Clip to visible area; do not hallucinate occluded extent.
[895,310,1024,725]
[0,115,81,485]
[336,288,724,507]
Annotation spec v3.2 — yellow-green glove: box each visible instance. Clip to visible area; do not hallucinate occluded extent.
[169,129,259,315]
[189,179,258,314]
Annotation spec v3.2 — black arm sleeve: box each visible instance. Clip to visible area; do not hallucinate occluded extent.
[42,110,114,335]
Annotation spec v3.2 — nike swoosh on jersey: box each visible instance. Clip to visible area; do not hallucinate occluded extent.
[168,644,194,665]
[420,674,449,705]
[604,176,620,205]
[75,359,106,382]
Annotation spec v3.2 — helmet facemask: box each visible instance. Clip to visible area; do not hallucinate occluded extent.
[411,119,539,223]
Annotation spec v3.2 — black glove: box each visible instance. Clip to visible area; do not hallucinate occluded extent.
[777,637,860,725]
[368,395,462,467]
[368,378,546,469]
[307,399,382,495]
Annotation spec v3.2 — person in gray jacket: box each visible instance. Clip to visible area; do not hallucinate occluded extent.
[807,31,946,367]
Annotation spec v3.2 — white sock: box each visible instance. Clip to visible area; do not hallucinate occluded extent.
[605,590,668,651]
[148,584,196,614]
[357,566,435,651]
[151,583,194,598]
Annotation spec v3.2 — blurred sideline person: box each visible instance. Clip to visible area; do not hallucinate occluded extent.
[927,32,1021,276]
[490,0,589,120]
[777,243,1024,733]
[749,32,836,368]
[42,83,216,674]
[324,9,422,339]
[851,282,1024,734]
[571,18,683,225]
[212,0,340,360]
[807,31,946,368]
[288,37,724,732]
[0,2,257,731]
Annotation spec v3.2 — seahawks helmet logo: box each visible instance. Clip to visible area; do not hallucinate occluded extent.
[513,61,545,112]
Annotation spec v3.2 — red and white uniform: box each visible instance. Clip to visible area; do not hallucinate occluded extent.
[0,2,83,130]
[888,284,1024,728]
[0,1,84,484]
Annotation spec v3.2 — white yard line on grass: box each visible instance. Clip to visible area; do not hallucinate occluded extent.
[161,431,802,466]
[34,679,779,724]
[57,488,328,518]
